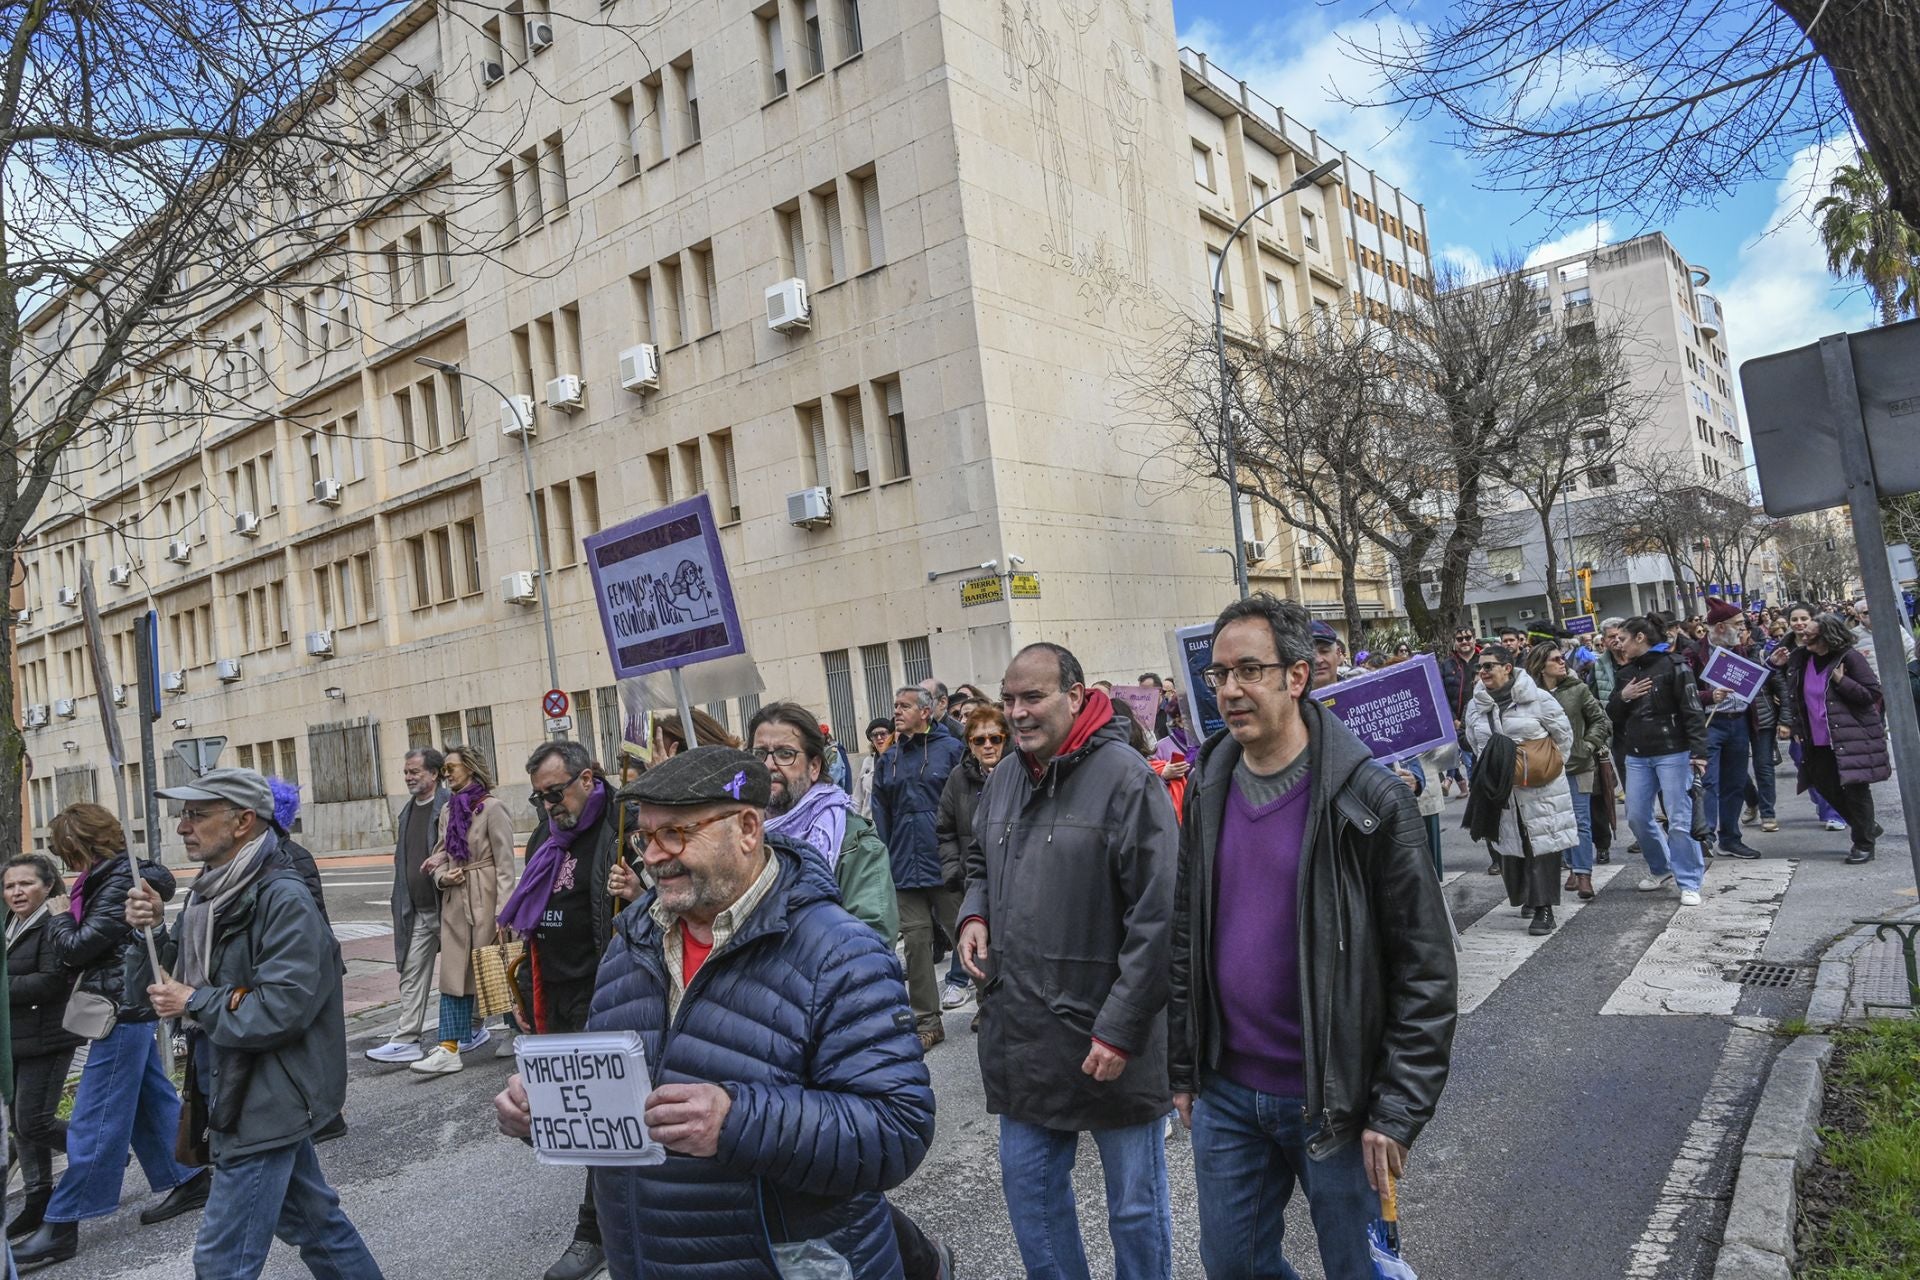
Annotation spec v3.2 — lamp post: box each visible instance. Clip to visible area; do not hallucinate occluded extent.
[1213,155,1343,601]
[415,357,563,736]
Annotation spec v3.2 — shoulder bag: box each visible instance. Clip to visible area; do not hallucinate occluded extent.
[1512,736,1565,790]
[62,979,118,1040]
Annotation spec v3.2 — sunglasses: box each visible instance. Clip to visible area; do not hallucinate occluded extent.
[533,769,585,809]
[1477,662,1505,672]
[970,733,1006,747]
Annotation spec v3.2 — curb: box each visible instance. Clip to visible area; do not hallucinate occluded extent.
[1805,904,1920,1028]
[1712,1033,1833,1280]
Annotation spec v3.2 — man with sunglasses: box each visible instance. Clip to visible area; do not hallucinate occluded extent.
[495,747,935,1280]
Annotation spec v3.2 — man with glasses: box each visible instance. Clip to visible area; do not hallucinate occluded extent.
[496,747,935,1280]
[503,740,621,1280]
[125,769,383,1280]
[366,747,448,1064]
[874,685,965,1051]
[1439,625,1481,796]
[1169,595,1455,1279]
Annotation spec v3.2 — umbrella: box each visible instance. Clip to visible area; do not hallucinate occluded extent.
[1368,1171,1418,1279]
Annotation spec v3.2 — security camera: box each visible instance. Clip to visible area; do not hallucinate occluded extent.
[979,559,998,572]
[1009,555,1027,567]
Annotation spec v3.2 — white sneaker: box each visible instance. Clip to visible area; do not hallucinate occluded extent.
[1824,819,1848,832]
[364,1040,425,1064]
[1636,874,1675,892]
[939,979,974,1010]
[495,1031,518,1059]
[408,1046,463,1076]
[1678,889,1702,907]
[458,1026,491,1054]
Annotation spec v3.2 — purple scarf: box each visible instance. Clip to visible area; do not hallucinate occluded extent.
[499,779,608,933]
[68,865,91,922]
[442,782,489,864]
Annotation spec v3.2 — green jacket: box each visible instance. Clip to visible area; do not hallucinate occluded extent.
[1547,677,1614,777]
[838,812,900,944]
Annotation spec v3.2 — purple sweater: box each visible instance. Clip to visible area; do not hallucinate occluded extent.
[1212,768,1311,1097]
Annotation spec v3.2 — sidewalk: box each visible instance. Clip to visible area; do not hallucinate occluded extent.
[1808,902,1920,1023]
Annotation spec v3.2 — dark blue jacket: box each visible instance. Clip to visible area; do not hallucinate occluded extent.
[588,834,936,1280]
[871,722,964,890]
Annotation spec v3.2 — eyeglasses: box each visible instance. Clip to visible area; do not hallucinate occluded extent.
[750,745,804,766]
[1200,661,1291,690]
[626,810,739,855]
[533,770,585,809]
[1454,633,1475,641]
[970,733,1006,747]
[180,805,234,824]
[1477,662,1506,673]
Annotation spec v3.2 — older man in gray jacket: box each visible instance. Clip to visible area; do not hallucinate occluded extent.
[367,746,450,1063]
[129,767,383,1280]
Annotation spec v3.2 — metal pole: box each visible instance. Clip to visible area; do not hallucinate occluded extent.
[1822,333,1920,888]
[671,667,699,749]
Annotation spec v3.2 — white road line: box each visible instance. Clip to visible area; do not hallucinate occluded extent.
[1455,864,1624,1015]
[331,921,395,942]
[1439,871,1463,887]
[1600,859,1796,1017]
[318,879,391,888]
[1624,1026,1772,1277]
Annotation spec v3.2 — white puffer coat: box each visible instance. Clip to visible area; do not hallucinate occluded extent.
[1465,669,1578,857]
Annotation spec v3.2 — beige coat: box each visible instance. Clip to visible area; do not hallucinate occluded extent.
[432,795,518,998]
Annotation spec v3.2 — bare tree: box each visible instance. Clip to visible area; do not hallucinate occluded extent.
[1776,516,1857,601]
[1349,0,1920,231]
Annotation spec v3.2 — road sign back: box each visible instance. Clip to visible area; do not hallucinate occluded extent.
[543,689,570,719]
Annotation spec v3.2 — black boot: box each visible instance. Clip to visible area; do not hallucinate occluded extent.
[139,1167,211,1224]
[7,1189,50,1241]
[14,1219,77,1271]
[1528,906,1556,936]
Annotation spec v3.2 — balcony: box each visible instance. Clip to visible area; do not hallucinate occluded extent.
[1696,290,1724,339]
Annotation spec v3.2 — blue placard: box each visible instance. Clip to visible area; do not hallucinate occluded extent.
[1173,622,1226,739]
[584,494,746,679]
[1563,613,1597,637]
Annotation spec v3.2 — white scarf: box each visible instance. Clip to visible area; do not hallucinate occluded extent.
[177,832,274,988]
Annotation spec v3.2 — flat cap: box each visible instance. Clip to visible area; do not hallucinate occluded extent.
[1310,620,1340,643]
[155,766,275,817]
[625,746,770,809]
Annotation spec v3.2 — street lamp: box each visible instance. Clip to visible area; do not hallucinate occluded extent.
[415,357,563,735]
[1213,155,1342,601]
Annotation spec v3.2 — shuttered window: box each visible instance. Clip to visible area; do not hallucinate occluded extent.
[822,650,856,748]
[859,174,884,268]
[860,643,893,723]
[308,718,382,802]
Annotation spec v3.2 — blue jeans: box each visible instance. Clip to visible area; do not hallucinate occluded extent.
[1701,714,1752,845]
[1565,774,1594,873]
[46,1019,199,1222]
[1190,1073,1381,1280]
[998,1116,1171,1280]
[1745,731,1777,819]
[195,1139,384,1280]
[1626,753,1706,891]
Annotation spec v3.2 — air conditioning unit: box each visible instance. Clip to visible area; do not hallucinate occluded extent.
[1243,539,1269,564]
[165,540,192,564]
[162,670,186,693]
[765,278,811,333]
[107,564,131,587]
[1301,546,1325,566]
[500,395,537,437]
[53,698,76,719]
[235,511,261,537]
[313,478,342,506]
[480,59,506,86]
[787,486,831,529]
[1501,570,1522,584]
[23,705,47,729]
[1518,608,1538,621]
[618,344,659,392]
[544,374,584,412]
[526,18,554,50]
[306,629,335,658]
[502,571,539,604]
[111,683,128,707]
[216,657,242,682]
[56,586,78,607]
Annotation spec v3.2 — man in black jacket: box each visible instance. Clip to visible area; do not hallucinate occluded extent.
[957,642,1177,1280]
[1607,616,1710,906]
[1169,594,1455,1280]
[366,747,448,1064]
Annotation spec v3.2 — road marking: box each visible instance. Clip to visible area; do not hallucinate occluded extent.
[1625,1025,1771,1277]
[1600,859,1796,1016]
[1455,864,1623,1015]
[1440,871,1463,887]
[331,921,395,942]
[318,879,392,889]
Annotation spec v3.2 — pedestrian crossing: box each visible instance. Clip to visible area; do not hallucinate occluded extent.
[1455,865,1624,1015]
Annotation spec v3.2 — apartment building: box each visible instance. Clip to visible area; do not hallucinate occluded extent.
[1458,231,1752,630]
[13,0,1425,855]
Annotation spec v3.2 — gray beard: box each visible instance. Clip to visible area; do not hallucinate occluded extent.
[767,782,804,817]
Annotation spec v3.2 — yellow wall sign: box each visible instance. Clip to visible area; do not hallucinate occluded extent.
[1009,572,1041,600]
[960,575,1006,607]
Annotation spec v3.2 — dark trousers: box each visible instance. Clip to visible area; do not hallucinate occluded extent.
[11,1047,76,1196]
[543,976,600,1246]
[1799,744,1879,851]
[890,1203,944,1280]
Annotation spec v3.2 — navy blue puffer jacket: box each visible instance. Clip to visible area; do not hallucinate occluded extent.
[588,834,936,1280]
[872,722,964,890]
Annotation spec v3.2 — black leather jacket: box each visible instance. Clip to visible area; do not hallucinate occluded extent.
[44,857,176,1024]
[1169,699,1457,1156]
[1605,649,1708,759]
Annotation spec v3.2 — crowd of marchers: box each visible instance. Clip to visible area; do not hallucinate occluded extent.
[0,588,1902,1280]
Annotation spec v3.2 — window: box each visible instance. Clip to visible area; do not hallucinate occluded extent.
[799,403,829,489]
[898,635,932,686]
[517,146,545,226]
[549,480,577,565]
[761,7,788,98]
[859,643,892,722]
[428,218,453,290]
[839,0,862,56]
[1587,464,1618,488]
[457,521,481,595]
[878,377,909,480]
[657,258,684,346]
[1263,276,1284,326]
[639,74,665,167]
[713,431,740,523]
[682,63,700,145]
[836,390,869,490]
[1301,208,1318,251]
[689,243,718,336]
[430,528,455,603]
[678,440,704,495]
[1250,177,1270,221]
[629,270,655,344]
[801,0,825,77]
[394,385,417,457]
[776,203,805,278]
[1559,259,1589,282]
[815,185,845,284]
[496,162,520,240]
[407,536,430,608]
[1192,143,1214,190]
[856,171,885,270]
[613,89,643,178]
[578,474,600,535]
[541,132,569,214]
[1564,286,1591,308]
[648,449,672,502]
[668,56,699,149]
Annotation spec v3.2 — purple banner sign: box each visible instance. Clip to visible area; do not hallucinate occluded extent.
[1699,647,1770,702]
[1312,653,1458,763]
[584,494,746,679]
[1110,685,1163,734]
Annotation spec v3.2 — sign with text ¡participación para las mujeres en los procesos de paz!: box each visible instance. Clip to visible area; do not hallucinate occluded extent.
[516,1031,667,1167]
[1314,653,1459,764]
[584,493,746,680]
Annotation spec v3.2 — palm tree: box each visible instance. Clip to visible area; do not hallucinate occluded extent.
[1814,153,1920,326]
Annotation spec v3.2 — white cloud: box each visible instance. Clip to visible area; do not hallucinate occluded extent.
[1523,220,1617,267]
[1716,139,1875,368]
[1435,243,1492,281]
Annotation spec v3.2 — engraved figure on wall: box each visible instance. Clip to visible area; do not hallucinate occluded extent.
[1001,0,1075,264]
[1103,40,1149,289]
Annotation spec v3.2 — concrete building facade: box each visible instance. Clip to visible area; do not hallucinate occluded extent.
[12,0,1424,855]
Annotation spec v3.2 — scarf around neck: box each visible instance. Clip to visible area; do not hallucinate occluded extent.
[766,779,850,871]
[442,782,490,864]
[7,902,49,950]
[177,831,275,989]
[499,779,609,933]
[68,865,91,922]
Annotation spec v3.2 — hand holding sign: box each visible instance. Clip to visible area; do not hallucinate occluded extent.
[644,1082,732,1157]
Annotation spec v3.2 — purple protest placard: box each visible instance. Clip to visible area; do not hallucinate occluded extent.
[1312,653,1457,763]
[1109,685,1162,734]
[1699,647,1770,702]
[584,494,746,679]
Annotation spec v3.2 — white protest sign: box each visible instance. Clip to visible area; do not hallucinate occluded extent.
[516,1031,667,1167]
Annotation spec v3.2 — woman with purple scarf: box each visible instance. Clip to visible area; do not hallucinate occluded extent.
[411,746,517,1078]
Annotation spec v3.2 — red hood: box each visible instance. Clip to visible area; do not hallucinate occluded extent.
[1024,688,1114,781]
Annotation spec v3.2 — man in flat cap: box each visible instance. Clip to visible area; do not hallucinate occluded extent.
[495,747,935,1279]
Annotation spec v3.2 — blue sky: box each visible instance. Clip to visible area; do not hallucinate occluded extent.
[1171,1,1876,374]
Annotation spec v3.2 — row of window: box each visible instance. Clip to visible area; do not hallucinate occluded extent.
[758,0,865,101]
[404,519,485,611]
[820,633,931,748]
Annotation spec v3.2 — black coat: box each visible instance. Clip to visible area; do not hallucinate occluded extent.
[1170,699,1457,1156]
[7,912,80,1059]
[1606,650,1708,759]
[44,857,176,1023]
[934,753,989,891]
[1439,650,1478,722]
[270,837,328,923]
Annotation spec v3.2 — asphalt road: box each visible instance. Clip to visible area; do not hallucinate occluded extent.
[54,760,1917,1280]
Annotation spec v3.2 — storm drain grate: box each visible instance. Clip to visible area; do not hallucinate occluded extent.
[1728,961,1811,989]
